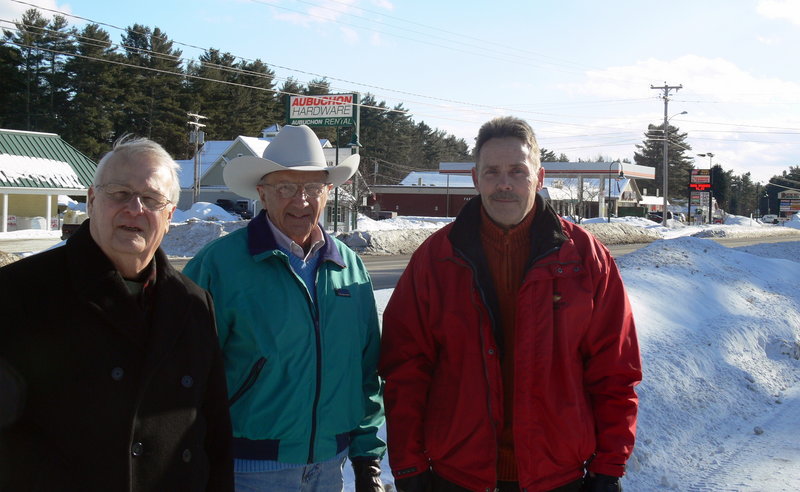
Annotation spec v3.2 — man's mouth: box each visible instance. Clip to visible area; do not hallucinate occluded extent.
[119,225,143,232]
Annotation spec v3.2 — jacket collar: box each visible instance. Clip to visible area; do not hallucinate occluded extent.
[447,194,569,358]
[246,209,345,267]
[449,193,568,266]
[64,221,190,355]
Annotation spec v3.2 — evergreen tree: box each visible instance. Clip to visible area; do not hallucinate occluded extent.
[765,166,800,216]
[118,24,187,157]
[541,148,558,162]
[275,77,304,123]
[3,9,50,130]
[710,164,731,213]
[186,48,238,139]
[236,58,280,136]
[634,122,693,200]
[62,23,120,158]
[0,41,25,128]
[39,14,74,135]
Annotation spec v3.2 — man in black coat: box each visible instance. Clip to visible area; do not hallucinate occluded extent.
[0,136,234,491]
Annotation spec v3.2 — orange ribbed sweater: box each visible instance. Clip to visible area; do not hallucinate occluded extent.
[479,206,536,482]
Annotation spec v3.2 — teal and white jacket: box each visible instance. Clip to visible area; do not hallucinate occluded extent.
[184,210,385,465]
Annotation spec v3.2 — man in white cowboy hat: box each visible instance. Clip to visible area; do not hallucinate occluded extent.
[184,125,385,492]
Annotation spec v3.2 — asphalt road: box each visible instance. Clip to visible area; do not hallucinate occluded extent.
[3,234,799,290]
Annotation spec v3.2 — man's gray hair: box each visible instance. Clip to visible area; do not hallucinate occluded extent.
[93,135,181,204]
[474,116,540,169]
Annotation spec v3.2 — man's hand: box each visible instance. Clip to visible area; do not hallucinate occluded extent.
[583,473,622,492]
[352,458,384,492]
[394,469,433,492]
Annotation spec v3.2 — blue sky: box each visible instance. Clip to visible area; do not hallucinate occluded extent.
[3,0,800,184]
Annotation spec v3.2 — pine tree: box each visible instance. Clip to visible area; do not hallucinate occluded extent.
[118,24,187,157]
[62,24,120,158]
[3,9,50,130]
[634,122,693,200]
[0,41,25,128]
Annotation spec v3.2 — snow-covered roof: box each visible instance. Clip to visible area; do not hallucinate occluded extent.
[400,171,474,187]
[393,173,632,201]
[640,195,669,205]
[0,154,84,189]
[543,177,631,199]
[176,140,234,188]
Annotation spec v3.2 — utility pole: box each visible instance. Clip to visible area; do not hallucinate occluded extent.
[187,113,207,204]
[651,83,682,226]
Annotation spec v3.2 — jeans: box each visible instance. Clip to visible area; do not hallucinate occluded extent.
[235,454,347,492]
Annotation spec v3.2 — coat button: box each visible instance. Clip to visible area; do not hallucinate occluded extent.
[111,367,124,381]
[181,375,194,388]
[487,348,495,355]
[131,442,144,456]
[556,267,564,274]
[182,449,192,463]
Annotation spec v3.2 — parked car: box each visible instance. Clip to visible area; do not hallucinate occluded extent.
[761,214,779,225]
[646,211,673,223]
[216,199,254,220]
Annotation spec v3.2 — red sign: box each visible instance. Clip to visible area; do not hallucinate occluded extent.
[689,183,711,190]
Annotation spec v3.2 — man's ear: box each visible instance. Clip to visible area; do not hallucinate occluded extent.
[87,186,96,216]
[536,166,545,192]
[471,166,479,191]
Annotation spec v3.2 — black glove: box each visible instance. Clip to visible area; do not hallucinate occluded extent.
[352,458,384,492]
[583,473,622,492]
[394,469,433,492]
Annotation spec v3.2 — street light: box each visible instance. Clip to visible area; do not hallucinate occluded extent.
[697,152,714,224]
[661,110,687,226]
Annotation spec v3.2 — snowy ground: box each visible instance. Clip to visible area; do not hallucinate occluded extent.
[2,205,800,490]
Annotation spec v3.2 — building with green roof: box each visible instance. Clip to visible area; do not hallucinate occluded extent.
[0,129,97,232]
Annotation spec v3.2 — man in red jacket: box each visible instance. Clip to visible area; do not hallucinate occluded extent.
[379,116,642,492]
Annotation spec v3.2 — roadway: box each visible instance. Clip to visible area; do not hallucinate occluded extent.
[2,234,798,291]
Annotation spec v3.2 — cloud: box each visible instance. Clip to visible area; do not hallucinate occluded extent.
[757,35,781,45]
[757,0,800,25]
[341,26,359,44]
[370,0,395,10]
[566,55,800,105]
[273,0,360,26]
[0,0,71,23]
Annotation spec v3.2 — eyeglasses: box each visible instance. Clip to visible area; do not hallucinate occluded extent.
[96,184,172,212]
[261,182,330,199]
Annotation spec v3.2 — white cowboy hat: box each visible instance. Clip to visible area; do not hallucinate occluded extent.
[224,124,360,199]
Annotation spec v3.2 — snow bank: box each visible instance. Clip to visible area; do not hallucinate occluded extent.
[171,202,241,223]
[616,237,800,489]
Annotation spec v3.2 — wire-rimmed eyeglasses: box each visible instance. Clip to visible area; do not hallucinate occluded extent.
[261,182,330,199]
[96,184,172,212]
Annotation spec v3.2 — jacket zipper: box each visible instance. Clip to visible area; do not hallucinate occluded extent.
[306,264,324,464]
[453,248,500,484]
[229,357,267,406]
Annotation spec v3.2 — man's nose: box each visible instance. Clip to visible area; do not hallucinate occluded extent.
[124,194,146,212]
[496,173,514,190]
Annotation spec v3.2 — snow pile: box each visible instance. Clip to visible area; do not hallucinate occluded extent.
[581,222,661,245]
[171,202,241,223]
[357,214,454,231]
[617,237,800,490]
[162,220,248,257]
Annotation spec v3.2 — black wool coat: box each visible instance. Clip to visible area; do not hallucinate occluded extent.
[0,223,233,492]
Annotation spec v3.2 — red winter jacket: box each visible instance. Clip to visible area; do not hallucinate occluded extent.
[379,196,641,492]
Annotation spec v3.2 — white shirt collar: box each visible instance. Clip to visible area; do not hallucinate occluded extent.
[264,213,326,261]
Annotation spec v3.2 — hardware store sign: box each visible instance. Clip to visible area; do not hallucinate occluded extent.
[288,94,356,127]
